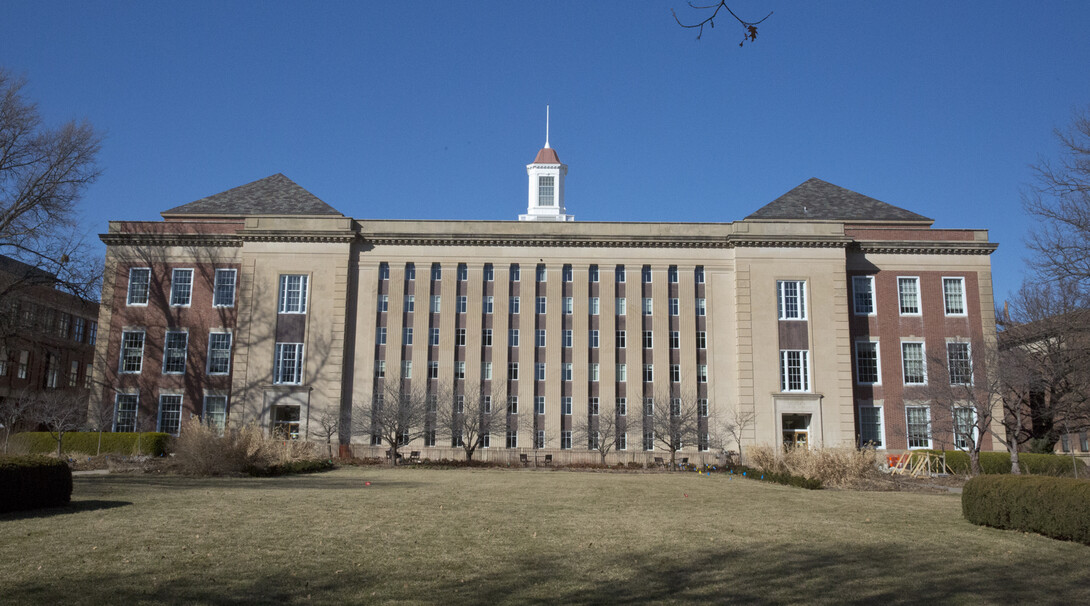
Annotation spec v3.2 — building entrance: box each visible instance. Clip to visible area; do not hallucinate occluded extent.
[782,413,811,449]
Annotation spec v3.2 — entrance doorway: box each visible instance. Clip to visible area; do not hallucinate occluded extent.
[782,413,811,450]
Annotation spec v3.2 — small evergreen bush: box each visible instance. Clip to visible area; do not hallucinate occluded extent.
[727,464,823,490]
[0,456,73,512]
[963,475,1090,545]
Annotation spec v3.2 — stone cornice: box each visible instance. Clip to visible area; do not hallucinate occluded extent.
[362,232,855,249]
[99,233,243,248]
[852,241,998,255]
[239,231,356,244]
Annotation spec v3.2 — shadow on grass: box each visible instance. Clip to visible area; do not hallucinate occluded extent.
[1,499,132,520]
[75,473,426,492]
[5,542,1089,605]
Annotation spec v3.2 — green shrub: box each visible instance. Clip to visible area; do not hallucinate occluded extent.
[728,465,823,490]
[0,456,73,513]
[963,475,1090,545]
[249,459,335,477]
[12,432,171,457]
[924,450,1086,476]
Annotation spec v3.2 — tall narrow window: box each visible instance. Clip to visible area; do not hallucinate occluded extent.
[535,396,546,415]
[616,297,626,316]
[538,176,555,206]
[430,295,441,313]
[279,275,309,314]
[670,298,679,316]
[954,407,976,449]
[780,350,810,392]
[852,275,875,316]
[379,294,388,312]
[483,263,494,281]
[642,298,653,315]
[902,342,926,385]
[562,397,572,415]
[203,395,228,436]
[855,341,880,384]
[616,265,626,283]
[170,269,193,307]
[563,264,573,282]
[120,331,145,373]
[115,394,138,432]
[536,264,546,282]
[127,268,151,306]
[563,297,573,314]
[943,277,966,316]
[695,266,705,284]
[536,296,547,314]
[162,331,188,374]
[616,397,627,416]
[457,263,468,281]
[273,343,304,384]
[906,406,931,449]
[589,363,600,382]
[158,395,183,435]
[616,330,626,348]
[858,403,884,448]
[589,330,599,348]
[947,342,972,385]
[213,269,237,307]
[589,297,600,315]
[589,265,599,282]
[405,263,416,280]
[484,296,494,314]
[777,280,806,320]
[668,266,678,283]
[562,363,573,381]
[642,265,652,283]
[535,363,546,381]
[898,277,920,315]
[431,263,442,281]
[509,296,520,314]
[379,263,390,280]
[510,264,520,281]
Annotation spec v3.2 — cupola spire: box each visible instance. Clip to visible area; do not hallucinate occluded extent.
[520,107,573,221]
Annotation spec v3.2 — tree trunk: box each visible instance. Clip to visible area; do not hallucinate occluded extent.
[670,449,677,468]
[97,428,103,456]
[1009,443,1022,475]
[56,432,64,457]
[969,448,981,476]
[464,447,475,462]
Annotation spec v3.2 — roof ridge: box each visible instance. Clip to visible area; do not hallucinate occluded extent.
[161,174,344,217]
[745,178,933,223]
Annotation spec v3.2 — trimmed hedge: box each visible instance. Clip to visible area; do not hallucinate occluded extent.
[0,456,73,513]
[729,465,823,490]
[923,450,1086,476]
[248,459,336,477]
[13,432,171,457]
[963,475,1090,545]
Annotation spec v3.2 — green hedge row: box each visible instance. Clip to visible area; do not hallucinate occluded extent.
[13,432,172,457]
[730,465,823,490]
[963,475,1090,545]
[248,459,336,477]
[0,456,73,513]
[923,450,1086,476]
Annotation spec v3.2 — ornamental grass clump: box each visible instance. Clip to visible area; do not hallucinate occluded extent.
[171,418,322,476]
[747,445,883,489]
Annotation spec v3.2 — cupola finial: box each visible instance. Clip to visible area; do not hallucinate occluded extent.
[545,105,550,149]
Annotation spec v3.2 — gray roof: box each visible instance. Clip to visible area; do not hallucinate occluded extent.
[0,254,56,285]
[746,178,933,223]
[162,174,344,217]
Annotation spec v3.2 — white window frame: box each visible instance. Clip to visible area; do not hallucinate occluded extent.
[170,268,194,307]
[535,363,546,381]
[616,297,626,316]
[590,330,599,348]
[274,343,305,385]
[697,331,707,349]
[897,277,921,316]
[562,397,572,416]
[616,397,627,416]
[162,330,188,374]
[852,275,876,316]
[563,297,573,315]
[857,401,885,449]
[901,341,927,385]
[119,330,145,374]
[278,274,309,314]
[777,280,807,320]
[947,341,973,385]
[779,350,810,392]
[616,330,626,348]
[670,298,679,316]
[207,331,232,375]
[562,363,573,381]
[536,296,547,315]
[535,396,546,415]
[696,298,706,316]
[953,406,978,450]
[905,405,932,449]
[114,393,139,432]
[642,298,653,315]
[616,363,626,382]
[484,296,494,314]
[509,329,519,347]
[430,295,441,313]
[213,268,237,308]
[404,294,415,312]
[943,277,967,316]
[203,395,228,436]
[126,267,151,306]
[589,297,600,316]
[509,296,520,314]
[157,394,183,436]
[854,340,881,385]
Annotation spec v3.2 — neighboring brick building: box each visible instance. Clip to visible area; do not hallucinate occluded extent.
[0,255,99,410]
[92,142,999,460]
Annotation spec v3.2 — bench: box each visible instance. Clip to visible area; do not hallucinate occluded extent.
[519,453,529,466]
[653,456,666,469]
[409,451,421,463]
[544,454,553,465]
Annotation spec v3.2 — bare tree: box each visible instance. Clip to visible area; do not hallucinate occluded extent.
[312,410,340,460]
[34,389,86,456]
[572,400,625,465]
[84,391,115,456]
[673,2,773,46]
[0,388,34,452]
[432,382,504,461]
[717,406,755,464]
[355,382,431,465]
[0,67,102,320]
[1024,106,1090,292]
[644,390,703,467]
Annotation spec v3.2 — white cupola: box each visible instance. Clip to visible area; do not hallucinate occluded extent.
[519,107,573,221]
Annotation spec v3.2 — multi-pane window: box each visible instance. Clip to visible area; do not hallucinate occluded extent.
[617,432,627,450]
[455,361,466,380]
[589,432,600,450]
[455,295,465,314]
[115,394,138,432]
[697,331,707,349]
[404,327,414,345]
[484,296,494,314]
[536,296,547,314]
[616,363,627,382]
[698,365,708,383]
[535,396,546,415]
[563,264,573,282]
[852,275,875,316]
[510,264,520,281]
[564,330,573,348]
[616,265,626,283]
[273,343,304,384]
[203,396,227,436]
[536,264,547,282]
[642,330,653,348]
[670,331,680,349]
[73,317,86,343]
[589,330,599,348]
[561,431,572,450]
[207,332,232,374]
[670,364,681,383]
[643,431,655,451]
[954,407,976,449]
[404,294,415,312]
[643,364,654,382]
[642,298,653,315]
[698,399,708,417]
[279,275,308,313]
[170,269,194,306]
[428,361,439,379]
[562,363,573,381]
[454,263,466,281]
[777,280,807,320]
[858,404,883,448]
[402,360,413,379]
[589,363,600,382]
[670,398,681,416]
[378,294,389,312]
[508,329,519,347]
[482,361,492,380]
[855,341,880,384]
[535,363,546,381]
[616,330,626,348]
[616,397,627,416]
[508,363,519,381]
[590,397,600,415]
[377,327,387,345]
[431,263,442,281]
[780,350,810,392]
[670,298,679,316]
[379,263,390,280]
[68,360,79,387]
[509,296,520,314]
[562,397,572,415]
[898,277,920,315]
[589,265,599,282]
[506,430,518,449]
[616,297,626,316]
[589,297,600,315]
[943,278,966,315]
[405,263,416,280]
[695,266,705,284]
[535,430,545,449]
[902,342,926,384]
[456,328,466,347]
[480,263,493,281]
[374,360,386,378]
[696,298,706,316]
[213,269,236,307]
[57,313,70,338]
[668,266,678,283]
[507,396,519,414]
[947,342,972,385]
[642,265,652,283]
[127,268,151,305]
[563,297,573,314]
[120,331,145,373]
[90,321,98,345]
[431,295,441,313]
[538,176,555,206]
[906,406,931,449]
[158,395,183,435]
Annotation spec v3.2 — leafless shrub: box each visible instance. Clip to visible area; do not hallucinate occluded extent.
[748,445,883,489]
[172,418,318,476]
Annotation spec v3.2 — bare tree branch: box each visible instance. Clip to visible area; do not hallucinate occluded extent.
[672,2,773,46]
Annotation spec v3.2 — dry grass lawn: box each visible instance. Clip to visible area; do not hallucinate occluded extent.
[1,466,1088,604]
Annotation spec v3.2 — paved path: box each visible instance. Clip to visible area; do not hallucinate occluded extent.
[72,469,110,476]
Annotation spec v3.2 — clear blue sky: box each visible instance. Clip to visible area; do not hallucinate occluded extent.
[3,1,1089,305]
